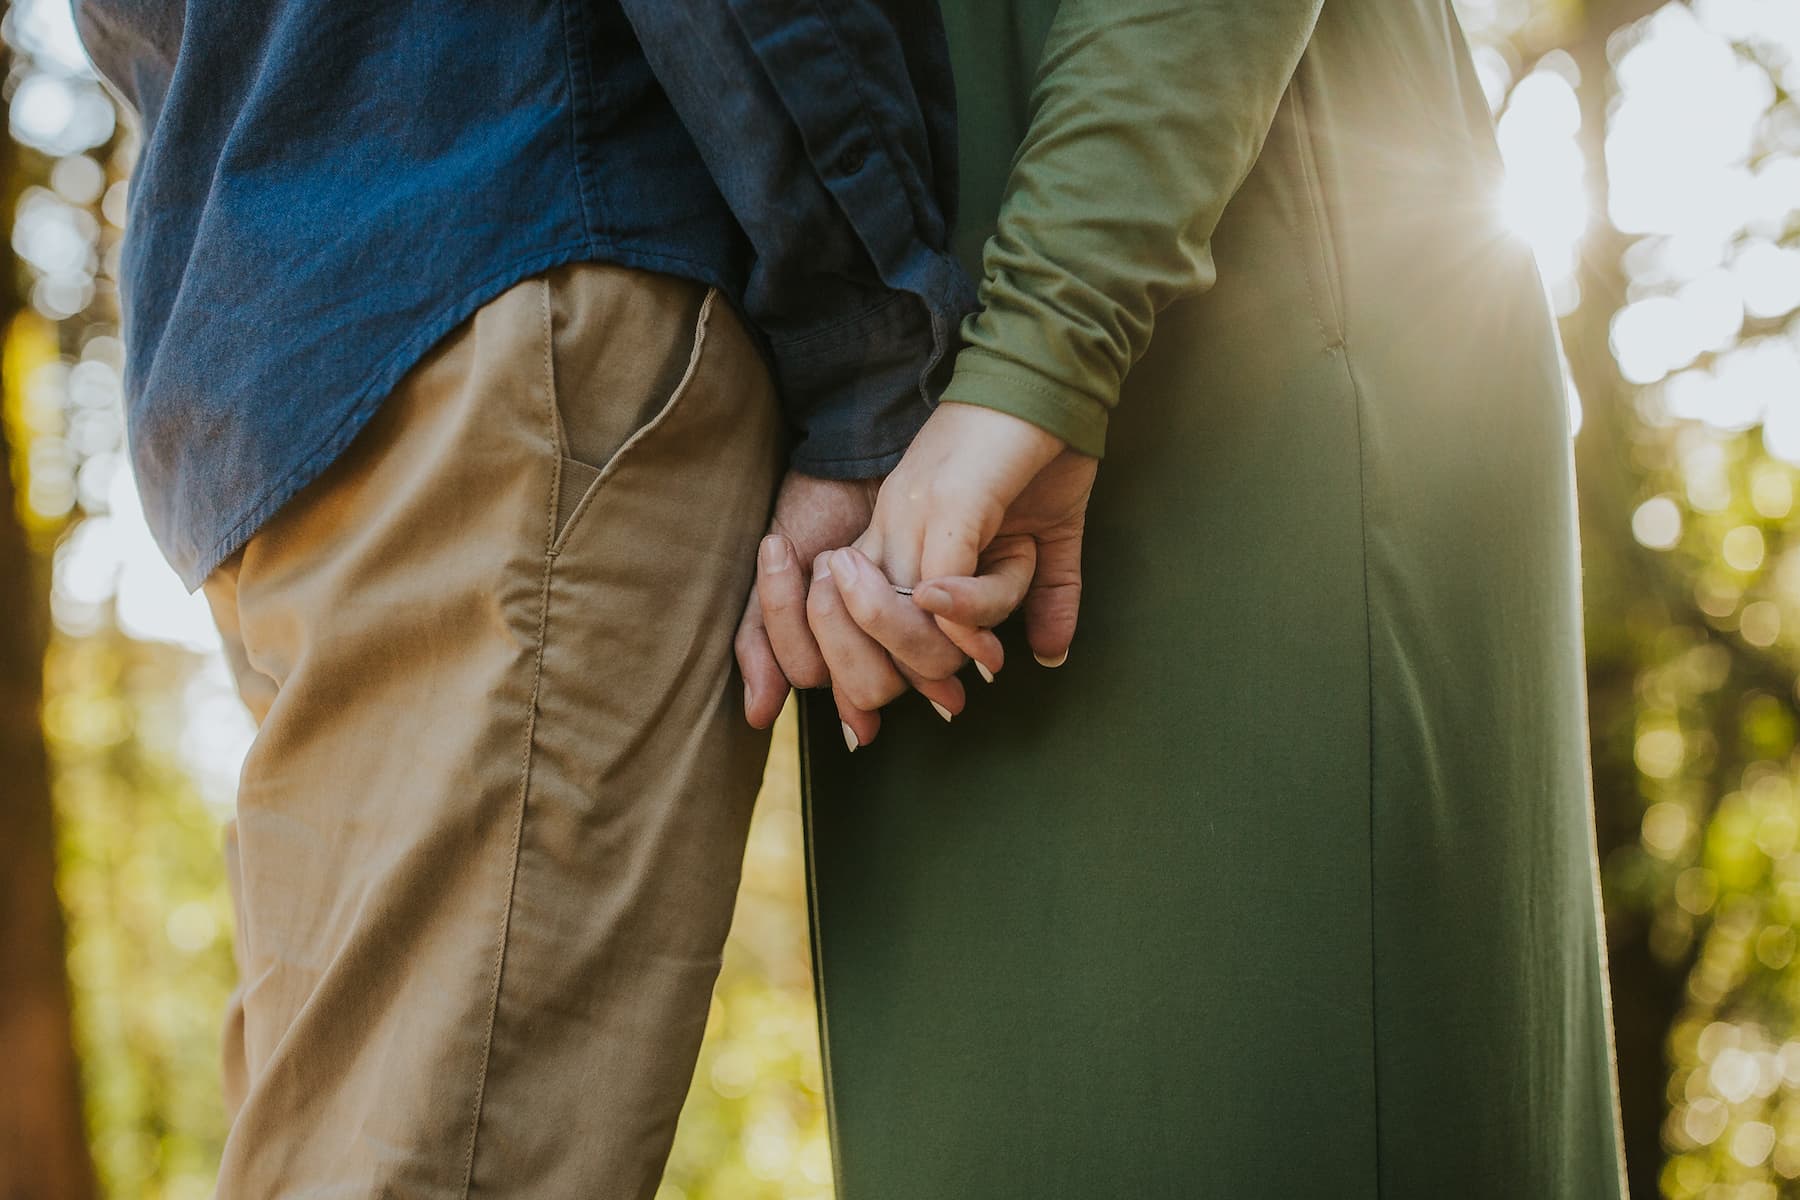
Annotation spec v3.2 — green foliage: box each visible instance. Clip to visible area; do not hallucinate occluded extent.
[1611,430,1800,1196]
[48,631,236,1199]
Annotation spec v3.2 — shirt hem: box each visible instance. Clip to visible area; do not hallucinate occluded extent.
[176,239,730,590]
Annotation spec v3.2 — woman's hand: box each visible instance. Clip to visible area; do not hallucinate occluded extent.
[811,402,1098,746]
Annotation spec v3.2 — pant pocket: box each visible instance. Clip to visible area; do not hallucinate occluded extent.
[544,263,712,545]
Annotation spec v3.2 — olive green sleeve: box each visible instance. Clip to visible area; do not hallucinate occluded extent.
[941,0,1325,456]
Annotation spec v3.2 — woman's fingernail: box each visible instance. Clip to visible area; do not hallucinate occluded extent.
[841,721,859,752]
[813,554,832,581]
[744,682,753,714]
[759,536,787,571]
[1034,648,1069,668]
[975,661,995,684]
[930,699,954,723]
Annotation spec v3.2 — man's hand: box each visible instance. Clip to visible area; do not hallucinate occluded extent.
[735,471,878,729]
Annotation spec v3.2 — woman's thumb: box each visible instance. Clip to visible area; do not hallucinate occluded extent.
[917,488,1003,584]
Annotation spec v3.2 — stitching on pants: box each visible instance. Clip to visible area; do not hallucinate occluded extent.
[548,287,718,557]
[458,277,561,1196]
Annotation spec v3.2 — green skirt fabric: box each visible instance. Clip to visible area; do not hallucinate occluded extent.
[800,4,1627,1196]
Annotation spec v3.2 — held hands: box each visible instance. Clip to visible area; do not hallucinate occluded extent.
[734,471,881,729]
[734,401,1097,746]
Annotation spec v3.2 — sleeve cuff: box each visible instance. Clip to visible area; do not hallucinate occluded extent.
[938,350,1110,458]
[788,441,912,480]
[769,291,939,478]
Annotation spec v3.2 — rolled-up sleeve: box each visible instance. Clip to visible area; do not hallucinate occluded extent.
[942,0,1324,458]
[619,0,978,477]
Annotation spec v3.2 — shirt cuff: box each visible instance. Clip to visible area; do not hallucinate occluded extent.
[938,349,1110,458]
[771,290,940,479]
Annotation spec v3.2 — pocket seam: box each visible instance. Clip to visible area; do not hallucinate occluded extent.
[548,286,719,556]
[540,276,565,552]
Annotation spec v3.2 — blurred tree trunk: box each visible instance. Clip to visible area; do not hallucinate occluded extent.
[1568,206,1678,1200]
[1562,3,1694,1196]
[0,430,96,1200]
[0,49,98,1198]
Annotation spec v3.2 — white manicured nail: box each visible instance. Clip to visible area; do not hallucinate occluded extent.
[975,661,995,684]
[930,700,954,723]
[841,721,858,752]
[1034,648,1069,668]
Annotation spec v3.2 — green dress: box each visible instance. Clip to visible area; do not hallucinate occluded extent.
[800,2,1629,1195]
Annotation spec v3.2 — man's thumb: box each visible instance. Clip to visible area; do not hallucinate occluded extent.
[1024,529,1083,668]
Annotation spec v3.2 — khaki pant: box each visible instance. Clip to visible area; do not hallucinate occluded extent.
[201,263,784,1196]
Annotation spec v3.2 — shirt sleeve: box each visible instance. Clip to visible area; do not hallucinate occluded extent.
[941,0,1325,458]
[618,0,978,478]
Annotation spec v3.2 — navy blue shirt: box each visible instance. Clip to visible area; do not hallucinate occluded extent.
[74,0,975,588]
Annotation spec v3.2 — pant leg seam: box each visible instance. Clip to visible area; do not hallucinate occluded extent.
[458,278,562,1198]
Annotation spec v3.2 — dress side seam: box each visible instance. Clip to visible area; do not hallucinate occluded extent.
[1341,341,1382,1195]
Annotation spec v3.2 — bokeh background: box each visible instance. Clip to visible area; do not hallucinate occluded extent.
[2,0,1798,1196]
